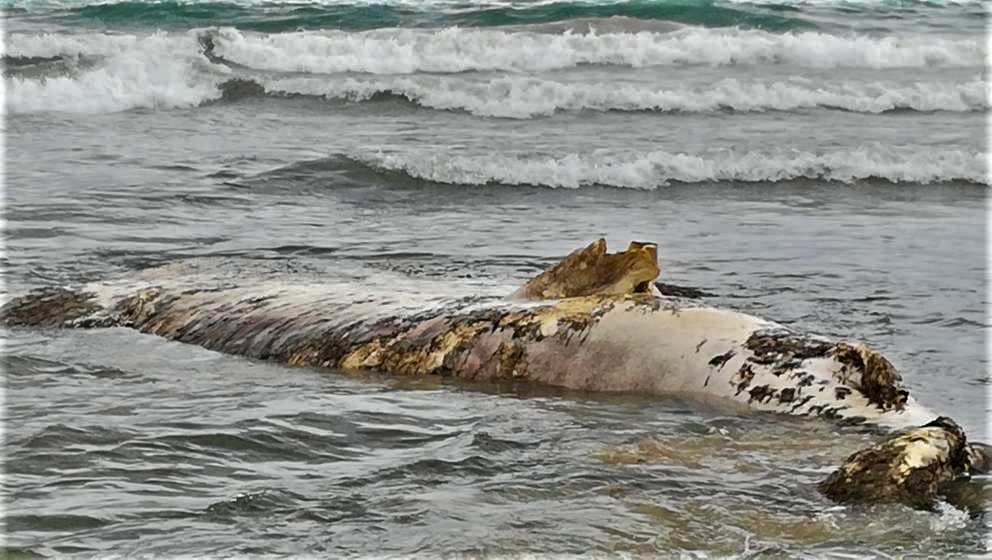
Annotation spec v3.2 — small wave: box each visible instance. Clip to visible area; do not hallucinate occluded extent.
[210,26,983,73]
[6,513,110,532]
[350,147,988,188]
[205,489,307,517]
[16,423,137,449]
[260,75,987,117]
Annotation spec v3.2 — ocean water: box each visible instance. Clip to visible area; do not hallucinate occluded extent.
[2,0,989,557]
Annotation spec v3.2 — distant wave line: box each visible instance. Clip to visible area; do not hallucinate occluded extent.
[347,148,989,188]
[4,26,984,73]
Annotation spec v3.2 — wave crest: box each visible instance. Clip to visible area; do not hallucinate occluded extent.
[209,26,983,73]
[10,27,974,74]
[263,75,987,117]
[3,28,985,115]
[4,33,228,113]
[351,148,988,188]
[11,50,984,115]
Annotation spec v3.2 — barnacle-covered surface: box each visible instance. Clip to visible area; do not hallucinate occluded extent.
[732,330,913,423]
[819,417,982,509]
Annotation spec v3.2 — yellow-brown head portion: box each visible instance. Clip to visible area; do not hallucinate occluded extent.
[512,238,661,301]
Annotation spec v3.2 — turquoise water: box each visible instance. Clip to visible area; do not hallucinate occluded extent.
[51,0,816,31]
[3,0,989,557]
[3,0,987,32]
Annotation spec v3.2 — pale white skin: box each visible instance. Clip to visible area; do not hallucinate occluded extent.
[41,270,970,504]
[76,277,936,430]
[505,299,936,429]
[6,275,962,508]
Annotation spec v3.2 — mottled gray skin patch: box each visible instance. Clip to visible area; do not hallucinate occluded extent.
[777,387,795,403]
[707,350,735,369]
[731,363,756,395]
[748,384,774,404]
[742,329,908,412]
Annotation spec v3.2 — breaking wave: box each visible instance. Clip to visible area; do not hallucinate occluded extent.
[261,75,987,117]
[5,26,985,115]
[349,148,988,188]
[10,68,986,115]
[4,28,985,115]
[4,34,227,113]
[208,26,983,73]
[5,26,981,74]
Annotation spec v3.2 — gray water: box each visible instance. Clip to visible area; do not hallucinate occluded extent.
[3,0,990,557]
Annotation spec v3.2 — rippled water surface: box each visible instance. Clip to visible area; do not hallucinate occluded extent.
[3,0,989,557]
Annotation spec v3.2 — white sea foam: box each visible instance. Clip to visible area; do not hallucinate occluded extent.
[5,33,228,113]
[5,27,983,74]
[265,75,988,117]
[929,501,970,532]
[3,30,177,58]
[211,26,983,73]
[4,27,985,114]
[13,60,983,115]
[353,147,988,188]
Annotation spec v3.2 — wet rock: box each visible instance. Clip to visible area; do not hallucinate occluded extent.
[819,417,974,509]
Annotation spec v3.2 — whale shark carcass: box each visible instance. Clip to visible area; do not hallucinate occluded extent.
[2,239,988,509]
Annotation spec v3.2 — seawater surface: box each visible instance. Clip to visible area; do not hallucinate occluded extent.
[2,0,989,557]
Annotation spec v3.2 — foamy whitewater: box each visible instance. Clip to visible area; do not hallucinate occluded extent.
[4,21,986,187]
[355,146,987,187]
[4,0,989,557]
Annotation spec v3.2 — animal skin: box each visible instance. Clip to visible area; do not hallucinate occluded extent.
[2,239,987,509]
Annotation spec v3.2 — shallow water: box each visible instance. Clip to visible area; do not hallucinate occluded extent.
[3,0,989,557]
